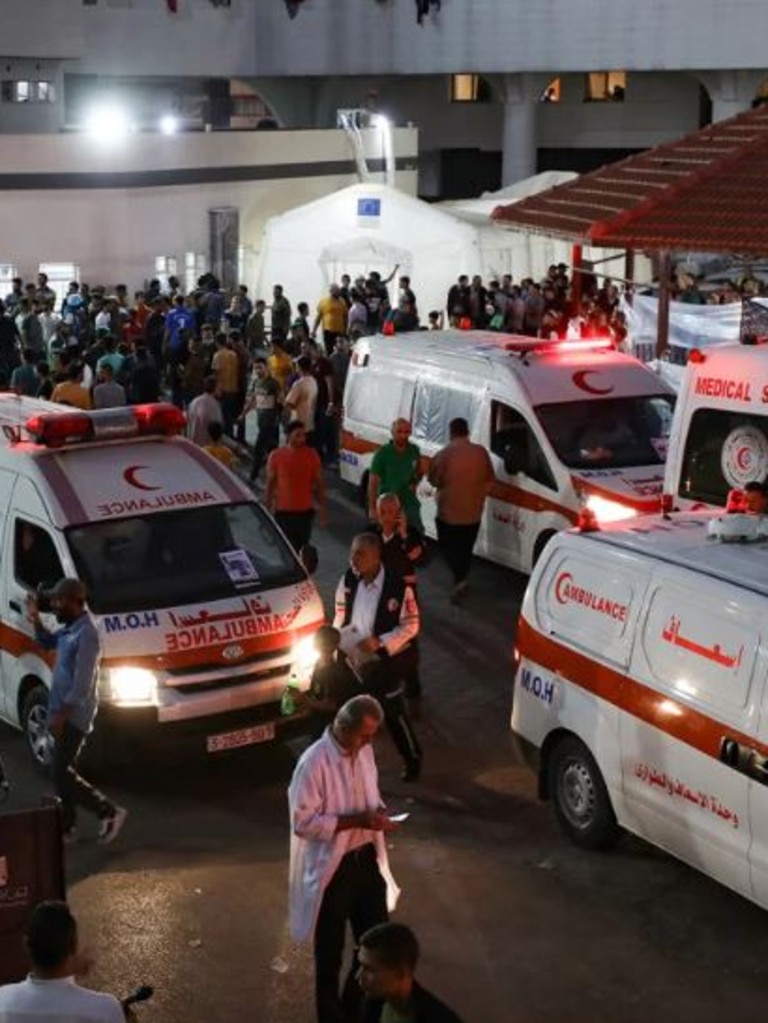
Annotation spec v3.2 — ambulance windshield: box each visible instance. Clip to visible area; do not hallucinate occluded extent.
[536,395,675,470]
[65,502,304,615]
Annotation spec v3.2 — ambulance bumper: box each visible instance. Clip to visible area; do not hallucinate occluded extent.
[511,730,541,773]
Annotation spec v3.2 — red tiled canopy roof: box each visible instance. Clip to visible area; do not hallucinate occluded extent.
[492,104,768,254]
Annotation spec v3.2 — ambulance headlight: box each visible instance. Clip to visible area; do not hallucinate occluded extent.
[585,495,637,523]
[290,635,321,687]
[107,666,158,705]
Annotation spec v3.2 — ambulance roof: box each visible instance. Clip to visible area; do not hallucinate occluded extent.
[0,395,252,529]
[580,511,768,598]
[363,331,673,405]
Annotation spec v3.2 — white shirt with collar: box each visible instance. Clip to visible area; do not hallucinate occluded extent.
[349,566,384,639]
[288,728,400,943]
[0,975,124,1023]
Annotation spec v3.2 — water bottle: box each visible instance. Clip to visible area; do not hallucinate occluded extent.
[280,672,301,716]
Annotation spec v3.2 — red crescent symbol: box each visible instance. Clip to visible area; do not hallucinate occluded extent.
[123,465,161,492]
[554,572,572,604]
[572,370,614,396]
[736,446,752,472]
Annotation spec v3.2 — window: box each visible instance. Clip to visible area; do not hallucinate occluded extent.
[66,504,303,615]
[0,265,18,294]
[536,395,675,471]
[185,252,206,294]
[491,403,557,490]
[412,384,479,447]
[345,372,414,429]
[1,80,55,104]
[39,263,80,308]
[450,74,491,104]
[585,71,626,102]
[679,409,768,506]
[14,520,64,592]
[154,256,177,292]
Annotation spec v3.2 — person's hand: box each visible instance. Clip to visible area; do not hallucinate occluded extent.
[363,810,399,833]
[48,710,67,741]
[26,593,40,622]
[367,507,377,523]
[408,544,423,562]
[358,636,382,655]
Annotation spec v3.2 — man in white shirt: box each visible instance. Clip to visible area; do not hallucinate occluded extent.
[334,534,422,782]
[0,901,123,1023]
[289,695,400,1023]
[186,375,223,446]
[284,355,318,445]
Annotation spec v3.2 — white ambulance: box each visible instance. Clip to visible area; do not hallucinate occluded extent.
[511,508,768,911]
[664,343,768,509]
[341,331,675,573]
[0,398,324,767]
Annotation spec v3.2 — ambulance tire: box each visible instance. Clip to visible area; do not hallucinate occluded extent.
[549,736,619,850]
[21,683,52,774]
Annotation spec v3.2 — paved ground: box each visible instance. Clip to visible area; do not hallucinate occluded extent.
[3,476,768,1022]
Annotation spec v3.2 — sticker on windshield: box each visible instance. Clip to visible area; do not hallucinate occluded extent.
[721,426,768,488]
[219,549,260,587]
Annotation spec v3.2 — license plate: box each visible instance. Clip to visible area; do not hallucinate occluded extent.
[206,722,276,753]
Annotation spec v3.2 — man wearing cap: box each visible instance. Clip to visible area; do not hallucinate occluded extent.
[27,579,127,845]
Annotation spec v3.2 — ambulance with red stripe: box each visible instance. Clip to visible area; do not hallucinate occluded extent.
[664,344,768,510]
[512,508,768,910]
[341,331,675,572]
[0,398,323,767]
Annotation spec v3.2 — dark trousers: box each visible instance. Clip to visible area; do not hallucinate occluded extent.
[234,389,247,444]
[314,844,387,1023]
[220,392,240,438]
[435,518,481,585]
[361,649,422,769]
[322,331,340,355]
[275,508,315,554]
[251,411,280,479]
[52,722,114,832]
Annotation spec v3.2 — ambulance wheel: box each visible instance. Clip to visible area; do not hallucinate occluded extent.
[21,684,52,773]
[549,736,619,850]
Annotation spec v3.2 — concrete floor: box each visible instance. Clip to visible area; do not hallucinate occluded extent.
[3,477,768,1022]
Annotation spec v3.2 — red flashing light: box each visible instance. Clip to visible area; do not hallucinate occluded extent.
[726,488,748,514]
[553,337,613,353]
[383,320,396,336]
[458,317,472,331]
[576,508,600,533]
[133,403,186,436]
[25,412,93,448]
[688,348,706,364]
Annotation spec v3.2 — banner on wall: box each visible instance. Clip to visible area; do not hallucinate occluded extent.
[622,294,768,352]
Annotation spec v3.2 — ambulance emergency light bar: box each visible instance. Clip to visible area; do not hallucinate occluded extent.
[23,403,186,448]
[504,337,614,355]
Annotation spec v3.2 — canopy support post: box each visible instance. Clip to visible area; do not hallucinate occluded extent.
[571,243,583,314]
[656,250,672,359]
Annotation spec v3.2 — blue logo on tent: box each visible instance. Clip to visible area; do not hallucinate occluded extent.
[358,198,381,218]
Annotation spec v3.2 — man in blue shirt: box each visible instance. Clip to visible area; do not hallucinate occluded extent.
[28,579,127,845]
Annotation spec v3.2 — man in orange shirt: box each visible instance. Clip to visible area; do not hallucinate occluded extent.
[211,334,240,438]
[51,362,92,411]
[265,420,327,555]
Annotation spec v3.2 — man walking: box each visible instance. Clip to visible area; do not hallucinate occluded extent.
[428,417,494,603]
[288,695,400,1023]
[368,419,424,532]
[284,355,319,447]
[238,357,281,481]
[334,533,422,781]
[27,579,127,844]
[187,376,223,447]
[313,283,347,355]
[265,420,327,555]
[359,923,465,1023]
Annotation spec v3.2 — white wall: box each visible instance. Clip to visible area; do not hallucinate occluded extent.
[2,0,83,60]
[252,0,768,77]
[0,127,418,294]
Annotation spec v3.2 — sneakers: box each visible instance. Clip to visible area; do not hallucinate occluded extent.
[98,806,128,845]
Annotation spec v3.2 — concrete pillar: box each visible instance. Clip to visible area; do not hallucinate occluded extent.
[698,69,767,123]
[500,74,542,186]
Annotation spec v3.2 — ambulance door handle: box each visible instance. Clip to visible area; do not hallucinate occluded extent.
[721,737,768,785]
[8,599,21,614]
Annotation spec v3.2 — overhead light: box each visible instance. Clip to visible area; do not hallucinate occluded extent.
[83,103,133,143]
[159,114,179,135]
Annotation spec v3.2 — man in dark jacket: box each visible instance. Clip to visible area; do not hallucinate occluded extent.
[359,922,464,1022]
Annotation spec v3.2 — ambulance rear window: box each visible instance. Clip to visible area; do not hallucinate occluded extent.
[679,409,768,506]
[65,502,304,615]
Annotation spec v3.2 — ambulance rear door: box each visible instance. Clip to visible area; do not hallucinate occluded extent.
[625,569,756,899]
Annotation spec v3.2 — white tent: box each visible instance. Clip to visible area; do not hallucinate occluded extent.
[440,171,653,287]
[255,182,482,319]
